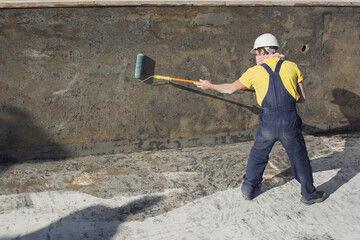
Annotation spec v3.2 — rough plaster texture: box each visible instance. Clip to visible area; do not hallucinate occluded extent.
[0,7,359,159]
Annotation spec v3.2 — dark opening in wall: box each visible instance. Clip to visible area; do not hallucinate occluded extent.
[301,44,310,53]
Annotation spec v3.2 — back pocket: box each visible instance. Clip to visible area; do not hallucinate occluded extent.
[282,112,300,139]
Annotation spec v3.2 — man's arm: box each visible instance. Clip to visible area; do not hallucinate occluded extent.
[297,82,306,103]
[194,79,246,94]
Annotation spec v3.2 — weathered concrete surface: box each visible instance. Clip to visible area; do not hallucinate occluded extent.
[0,133,359,239]
[2,0,360,9]
[0,7,359,159]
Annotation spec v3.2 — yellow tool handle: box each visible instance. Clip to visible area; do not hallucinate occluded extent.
[154,75,200,84]
[153,75,255,93]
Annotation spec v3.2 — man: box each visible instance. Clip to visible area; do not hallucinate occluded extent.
[194,33,326,205]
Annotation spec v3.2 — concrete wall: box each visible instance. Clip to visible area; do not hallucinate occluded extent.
[0,6,359,160]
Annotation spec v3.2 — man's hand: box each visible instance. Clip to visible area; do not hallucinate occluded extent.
[194,79,212,90]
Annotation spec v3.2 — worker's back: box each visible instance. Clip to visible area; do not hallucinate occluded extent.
[239,57,303,107]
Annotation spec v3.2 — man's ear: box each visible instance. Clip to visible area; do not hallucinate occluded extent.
[260,49,266,56]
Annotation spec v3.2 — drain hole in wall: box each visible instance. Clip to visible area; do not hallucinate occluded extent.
[301,44,309,53]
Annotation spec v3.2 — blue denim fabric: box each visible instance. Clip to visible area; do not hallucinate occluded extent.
[242,60,317,200]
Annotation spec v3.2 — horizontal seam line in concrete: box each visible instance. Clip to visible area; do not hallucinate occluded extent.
[1,1,360,9]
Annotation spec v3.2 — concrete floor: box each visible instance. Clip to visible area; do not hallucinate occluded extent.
[0,133,359,239]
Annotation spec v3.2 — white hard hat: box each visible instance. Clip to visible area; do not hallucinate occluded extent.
[250,33,279,53]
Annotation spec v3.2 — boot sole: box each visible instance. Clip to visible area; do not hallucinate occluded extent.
[301,191,326,205]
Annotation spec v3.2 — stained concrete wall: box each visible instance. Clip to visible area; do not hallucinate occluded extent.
[0,6,359,160]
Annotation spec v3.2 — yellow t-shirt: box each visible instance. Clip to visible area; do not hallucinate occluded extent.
[239,57,303,106]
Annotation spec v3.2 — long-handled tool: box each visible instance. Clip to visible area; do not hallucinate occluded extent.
[135,53,255,92]
[135,53,199,84]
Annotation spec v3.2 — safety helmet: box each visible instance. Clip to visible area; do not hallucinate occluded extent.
[250,33,279,54]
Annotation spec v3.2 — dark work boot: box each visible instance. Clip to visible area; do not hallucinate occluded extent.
[300,191,326,205]
[241,183,259,200]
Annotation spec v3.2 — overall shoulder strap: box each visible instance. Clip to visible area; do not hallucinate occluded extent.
[261,63,273,74]
[274,60,284,73]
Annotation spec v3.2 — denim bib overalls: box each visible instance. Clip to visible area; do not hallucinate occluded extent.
[242,60,317,200]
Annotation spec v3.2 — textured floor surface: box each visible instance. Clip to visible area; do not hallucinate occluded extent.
[0,133,359,240]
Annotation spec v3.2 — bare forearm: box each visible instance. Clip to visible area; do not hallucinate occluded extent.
[297,82,306,103]
[208,83,238,94]
[194,79,245,94]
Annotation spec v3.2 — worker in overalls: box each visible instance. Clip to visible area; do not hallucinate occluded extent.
[194,33,325,205]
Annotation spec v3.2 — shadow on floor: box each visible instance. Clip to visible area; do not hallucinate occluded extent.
[6,195,163,240]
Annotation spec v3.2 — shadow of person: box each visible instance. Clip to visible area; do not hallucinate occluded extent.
[0,105,69,172]
[331,88,360,131]
[303,88,360,135]
[256,88,360,200]
[9,195,163,240]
